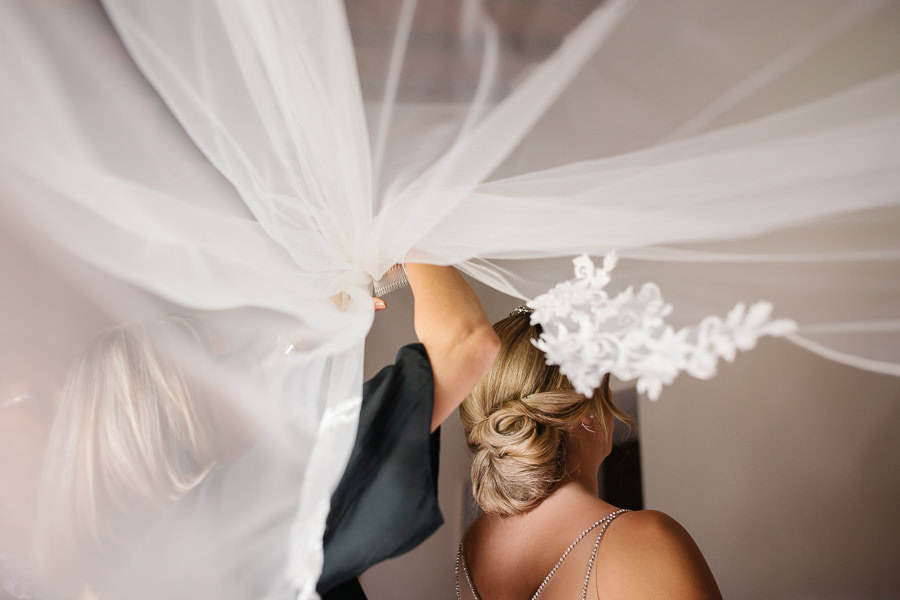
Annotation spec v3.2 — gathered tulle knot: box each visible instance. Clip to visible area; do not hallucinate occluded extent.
[329,269,374,297]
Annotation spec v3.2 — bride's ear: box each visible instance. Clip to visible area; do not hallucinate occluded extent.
[580,415,596,433]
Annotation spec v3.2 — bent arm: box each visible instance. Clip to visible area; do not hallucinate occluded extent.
[404,263,500,432]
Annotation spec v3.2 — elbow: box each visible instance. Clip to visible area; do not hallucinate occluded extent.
[467,324,501,378]
[427,325,500,433]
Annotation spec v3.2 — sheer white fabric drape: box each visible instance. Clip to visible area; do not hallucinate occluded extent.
[1,0,898,597]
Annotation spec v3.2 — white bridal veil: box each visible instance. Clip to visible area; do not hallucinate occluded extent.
[1,0,898,597]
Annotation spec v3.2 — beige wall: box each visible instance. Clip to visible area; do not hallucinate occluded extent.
[359,282,900,599]
[640,338,900,599]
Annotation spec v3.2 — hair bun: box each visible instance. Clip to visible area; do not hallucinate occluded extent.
[460,314,626,516]
[465,395,566,515]
[486,400,541,448]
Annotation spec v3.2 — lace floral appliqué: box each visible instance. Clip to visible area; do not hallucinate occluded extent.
[528,253,798,400]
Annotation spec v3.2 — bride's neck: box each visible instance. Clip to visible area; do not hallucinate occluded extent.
[525,461,607,518]
[478,479,612,538]
[474,463,610,532]
[513,479,603,525]
[560,461,601,496]
[547,477,601,508]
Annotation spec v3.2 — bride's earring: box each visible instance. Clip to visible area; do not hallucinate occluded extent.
[581,416,596,433]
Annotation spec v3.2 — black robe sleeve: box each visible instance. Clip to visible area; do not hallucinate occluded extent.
[317,343,443,595]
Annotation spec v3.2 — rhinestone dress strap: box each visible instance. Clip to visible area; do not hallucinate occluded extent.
[455,509,629,600]
[580,509,629,600]
[456,539,481,600]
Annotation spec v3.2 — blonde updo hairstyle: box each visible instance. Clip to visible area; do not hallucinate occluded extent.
[460,313,631,516]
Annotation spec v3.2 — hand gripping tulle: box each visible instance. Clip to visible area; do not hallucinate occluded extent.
[528,254,798,400]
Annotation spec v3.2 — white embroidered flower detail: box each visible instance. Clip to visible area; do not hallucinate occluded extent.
[528,253,798,400]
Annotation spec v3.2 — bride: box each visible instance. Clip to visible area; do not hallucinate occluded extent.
[457,309,722,600]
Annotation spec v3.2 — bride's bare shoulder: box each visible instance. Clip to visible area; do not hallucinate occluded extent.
[596,510,723,600]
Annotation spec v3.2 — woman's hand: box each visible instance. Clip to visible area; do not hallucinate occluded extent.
[373,297,386,312]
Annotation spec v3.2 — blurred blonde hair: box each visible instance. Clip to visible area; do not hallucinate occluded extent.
[460,314,632,516]
[35,318,221,574]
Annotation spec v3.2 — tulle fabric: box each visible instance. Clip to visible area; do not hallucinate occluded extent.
[1,0,898,597]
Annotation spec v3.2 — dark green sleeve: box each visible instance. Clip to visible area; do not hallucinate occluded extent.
[317,343,443,594]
